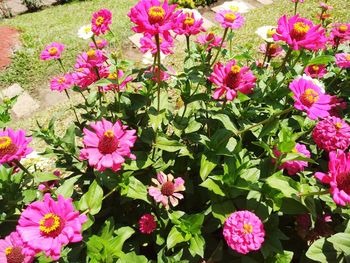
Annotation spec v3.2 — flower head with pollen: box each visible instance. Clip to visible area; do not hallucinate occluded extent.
[92,9,112,36]
[329,23,350,46]
[255,26,277,42]
[300,88,319,107]
[173,9,205,36]
[231,65,241,74]
[335,53,350,69]
[40,213,64,237]
[0,231,33,263]
[139,214,157,234]
[196,32,223,51]
[48,47,58,56]
[304,64,327,78]
[50,73,73,92]
[216,10,244,29]
[78,24,94,39]
[40,42,65,60]
[148,6,165,23]
[293,22,310,37]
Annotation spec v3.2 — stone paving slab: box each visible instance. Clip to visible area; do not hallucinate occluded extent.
[211,0,256,13]
[255,0,273,5]
[0,83,23,99]
[128,33,143,49]
[12,91,40,118]
[4,0,58,16]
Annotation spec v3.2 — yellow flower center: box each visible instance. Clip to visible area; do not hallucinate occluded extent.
[312,65,319,71]
[48,47,58,56]
[5,247,12,255]
[243,223,253,234]
[0,136,12,150]
[96,39,103,45]
[224,13,237,23]
[148,6,165,23]
[96,16,104,26]
[108,72,118,80]
[293,22,310,36]
[104,130,114,138]
[184,17,195,26]
[86,49,96,58]
[58,77,66,84]
[300,88,319,107]
[84,26,91,33]
[346,54,350,61]
[229,6,239,12]
[335,122,342,129]
[291,147,298,153]
[267,28,276,38]
[39,213,62,235]
[231,65,241,74]
[339,25,348,33]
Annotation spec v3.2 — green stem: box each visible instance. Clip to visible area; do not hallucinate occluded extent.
[327,68,344,88]
[229,29,233,57]
[155,34,162,112]
[14,160,32,176]
[57,58,66,73]
[262,42,271,67]
[294,2,298,15]
[210,28,229,67]
[64,89,81,125]
[186,35,190,54]
[91,35,98,49]
[298,190,329,197]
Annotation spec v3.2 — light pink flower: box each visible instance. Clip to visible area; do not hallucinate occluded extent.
[315,150,350,206]
[173,10,205,36]
[139,214,157,234]
[304,64,327,78]
[80,119,137,172]
[91,9,112,36]
[140,32,174,55]
[335,53,350,69]
[312,116,350,152]
[100,70,133,92]
[328,23,350,47]
[89,39,108,49]
[273,143,310,175]
[259,43,284,58]
[75,49,107,69]
[0,128,32,165]
[148,172,185,209]
[215,10,244,30]
[196,32,223,51]
[319,2,333,10]
[40,42,65,60]
[273,15,327,51]
[289,77,332,120]
[208,60,256,101]
[0,231,34,263]
[223,210,265,254]
[128,0,179,36]
[50,74,74,92]
[17,194,87,260]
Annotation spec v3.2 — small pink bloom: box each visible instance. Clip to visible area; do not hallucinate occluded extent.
[148,172,185,209]
[91,9,112,36]
[0,231,34,263]
[291,0,304,2]
[314,150,350,206]
[223,210,265,254]
[335,53,350,69]
[140,32,174,55]
[38,170,61,192]
[139,214,157,234]
[89,39,108,49]
[0,128,32,165]
[196,32,223,51]
[208,60,256,101]
[329,96,347,117]
[144,66,172,83]
[80,118,137,172]
[304,64,327,78]
[215,10,245,30]
[75,49,107,69]
[273,15,327,51]
[173,10,205,36]
[289,77,332,120]
[312,116,350,152]
[101,70,133,92]
[296,214,311,230]
[17,194,87,260]
[319,2,333,10]
[50,73,74,92]
[259,43,284,58]
[328,23,350,47]
[40,42,65,60]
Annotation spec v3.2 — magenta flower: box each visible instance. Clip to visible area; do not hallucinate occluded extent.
[328,23,350,47]
[40,42,65,61]
[335,53,350,69]
[140,32,174,55]
[196,32,223,51]
[291,0,304,2]
[289,77,331,120]
[273,15,326,51]
[101,70,133,92]
[173,10,205,36]
[139,214,157,234]
[0,128,32,165]
[148,172,185,209]
[215,10,245,30]
[0,231,34,263]
[304,64,327,78]
[75,49,107,69]
[312,116,350,152]
[17,194,87,260]
[259,43,284,58]
[273,143,310,175]
[80,119,137,172]
[50,74,73,92]
[72,67,98,89]
[315,150,350,206]
[208,60,256,101]
[91,9,112,36]
[128,0,179,36]
[144,66,172,83]
[223,210,265,254]
[89,39,108,49]
[319,2,333,10]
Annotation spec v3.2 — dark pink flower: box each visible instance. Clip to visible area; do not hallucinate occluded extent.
[304,64,327,78]
[91,9,112,36]
[196,32,223,51]
[0,231,34,263]
[139,214,157,234]
[40,42,65,60]
[335,53,350,69]
[215,10,245,30]
[50,74,74,92]
[173,10,205,36]
[101,70,133,92]
[140,32,174,55]
[328,23,350,47]
[259,43,284,58]
[144,66,172,83]
[75,49,107,69]
[89,39,108,49]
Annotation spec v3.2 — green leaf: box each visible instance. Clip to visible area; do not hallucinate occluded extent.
[265,172,299,198]
[167,226,186,249]
[200,178,225,196]
[56,175,81,198]
[189,235,205,257]
[199,153,218,181]
[306,237,343,262]
[328,233,350,255]
[237,91,251,102]
[212,114,237,134]
[78,180,103,215]
[118,252,148,263]
[155,136,191,157]
[125,176,150,204]
[267,251,294,263]
[34,172,60,184]
[212,200,236,223]
[306,55,335,66]
[113,226,135,253]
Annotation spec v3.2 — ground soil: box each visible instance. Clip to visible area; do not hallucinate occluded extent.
[0,25,20,70]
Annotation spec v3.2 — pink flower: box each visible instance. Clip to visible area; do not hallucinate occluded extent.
[89,39,108,49]
[273,15,326,51]
[75,49,107,69]
[259,43,284,58]
[0,128,32,165]
[289,77,331,120]
[173,10,205,36]
[304,64,327,78]
[139,214,157,234]
[312,116,350,152]
[335,53,350,69]
[40,42,65,60]
[273,143,310,175]
[329,96,347,117]
[144,66,172,83]
[215,10,245,30]
[80,119,137,172]
[140,32,174,55]
[91,9,112,36]
[319,2,333,10]
[101,70,133,92]
[148,172,185,209]
[50,74,74,92]
[0,231,34,263]
[291,0,304,2]
[208,60,256,101]
[128,0,179,36]
[72,67,98,89]
[315,150,350,206]
[223,210,265,254]
[196,32,223,51]
[17,194,87,260]
[328,23,350,47]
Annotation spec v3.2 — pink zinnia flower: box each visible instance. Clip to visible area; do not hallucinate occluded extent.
[89,39,108,49]
[215,10,244,30]
[101,70,133,92]
[80,118,137,172]
[304,64,327,78]
[289,77,332,120]
[144,66,172,83]
[0,128,32,165]
[91,9,112,36]
[72,67,98,89]
[329,96,347,117]
[139,214,157,234]
[315,150,350,206]
[259,43,284,58]
[17,194,87,260]
[173,10,205,36]
[50,74,73,92]
[40,42,65,61]
[291,0,304,2]
[223,210,265,254]
[319,2,333,11]
[148,172,185,209]
[128,0,179,36]
[196,32,223,51]
[328,23,350,47]
[335,53,350,69]
[273,15,327,51]
[273,143,310,175]
[140,32,174,55]
[208,60,256,101]
[0,231,34,263]
[75,49,107,69]
[312,116,350,152]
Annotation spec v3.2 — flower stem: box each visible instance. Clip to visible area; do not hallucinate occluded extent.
[186,35,190,54]
[327,68,344,88]
[294,2,298,15]
[57,58,66,73]
[298,190,329,197]
[155,34,162,112]
[262,42,271,67]
[64,89,81,125]
[14,160,32,177]
[210,28,228,67]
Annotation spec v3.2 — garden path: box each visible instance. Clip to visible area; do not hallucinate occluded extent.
[3,0,57,17]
